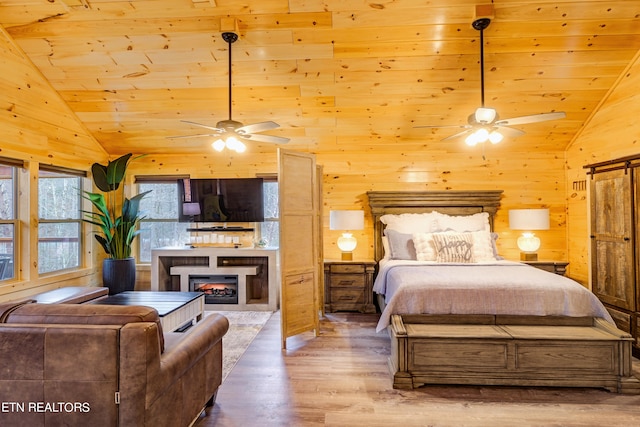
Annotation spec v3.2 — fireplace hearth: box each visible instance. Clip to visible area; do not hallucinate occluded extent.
[189,275,238,304]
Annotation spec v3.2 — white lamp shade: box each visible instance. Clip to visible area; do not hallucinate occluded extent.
[508,209,550,231]
[329,210,364,231]
[182,202,201,216]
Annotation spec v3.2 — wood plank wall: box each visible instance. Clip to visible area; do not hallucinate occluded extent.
[0,25,107,301]
[129,143,569,265]
[565,50,640,285]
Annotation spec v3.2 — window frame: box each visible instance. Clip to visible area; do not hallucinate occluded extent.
[135,175,190,263]
[0,161,19,281]
[37,166,84,275]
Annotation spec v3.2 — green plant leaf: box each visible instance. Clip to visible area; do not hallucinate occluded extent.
[121,190,152,222]
[82,153,150,259]
[92,153,132,192]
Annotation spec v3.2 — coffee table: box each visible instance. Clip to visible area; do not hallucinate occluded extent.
[90,291,205,332]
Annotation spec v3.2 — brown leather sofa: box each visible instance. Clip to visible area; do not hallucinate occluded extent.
[0,300,228,427]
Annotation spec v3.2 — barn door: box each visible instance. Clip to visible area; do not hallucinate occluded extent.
[278,149,319,349]
[316,164,324,316]
[590,168,635,310]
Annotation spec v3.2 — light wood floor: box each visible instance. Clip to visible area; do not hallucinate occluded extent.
[195,312,640,427]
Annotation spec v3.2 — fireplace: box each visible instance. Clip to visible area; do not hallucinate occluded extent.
[189,275,238,304]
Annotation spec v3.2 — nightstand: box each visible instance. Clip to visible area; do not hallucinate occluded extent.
[324,260,376,313]
[523,260,568,276]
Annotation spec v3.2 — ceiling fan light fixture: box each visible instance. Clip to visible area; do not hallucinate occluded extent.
[465,132,479,146]
[489,130,503,144]
[212,139,225,152]
[466,127,496,146]
[212,135,247,153]
[475,128,490,142]
[234,140,246,153]
[225,136,240,150]
[475,107,496,124]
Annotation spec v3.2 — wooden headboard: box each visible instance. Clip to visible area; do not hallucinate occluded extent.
[367,190,503,262]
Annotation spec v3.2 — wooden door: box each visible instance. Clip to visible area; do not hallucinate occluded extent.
[590,168,635,310]
[316,164,324,317]
[278,149,319,349]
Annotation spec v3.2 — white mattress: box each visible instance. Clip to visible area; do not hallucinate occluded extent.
[373,260,613,332]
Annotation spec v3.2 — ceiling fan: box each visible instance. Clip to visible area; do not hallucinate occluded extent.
[415,17,566,146]
[169,32,289,152]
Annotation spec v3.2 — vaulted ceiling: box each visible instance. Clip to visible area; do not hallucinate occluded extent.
[1,0,639,156]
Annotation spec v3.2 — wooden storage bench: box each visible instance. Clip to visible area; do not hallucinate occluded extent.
[388,314,640,393]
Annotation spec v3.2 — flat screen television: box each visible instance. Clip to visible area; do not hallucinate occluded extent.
[178,178,264,223]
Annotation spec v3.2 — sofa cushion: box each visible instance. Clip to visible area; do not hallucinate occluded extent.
[6,303,165,352]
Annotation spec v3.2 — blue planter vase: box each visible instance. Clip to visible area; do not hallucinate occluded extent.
[102,257,136,295]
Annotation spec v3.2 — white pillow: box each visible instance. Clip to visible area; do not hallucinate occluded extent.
[414,230,496,263]
[385,229,417,260]
[433,211,490,232]
[469,230,497,262]
[412,232,438,261]
[432,232,475,263]
[380,212,440,234]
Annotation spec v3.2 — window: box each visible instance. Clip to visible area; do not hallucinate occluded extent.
[38,169,82,274]
[0,164,17,281]
[260,179,279,247]
[137,180,189,263]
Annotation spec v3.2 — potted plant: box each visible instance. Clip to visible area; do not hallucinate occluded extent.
[82,153,151,294]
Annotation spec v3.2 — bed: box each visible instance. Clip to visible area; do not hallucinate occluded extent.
[368,190,640,393]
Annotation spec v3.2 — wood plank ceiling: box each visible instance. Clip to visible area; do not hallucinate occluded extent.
[0,0,639,156]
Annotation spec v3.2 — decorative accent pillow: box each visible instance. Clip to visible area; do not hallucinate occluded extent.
[385,229,417,260]
[432,232,475,263]
[380,212,440,234]
[412,232,438,261]
[469,230,497,262]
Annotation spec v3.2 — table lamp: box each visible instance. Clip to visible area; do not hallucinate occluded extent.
[329,210,364,261]
[508,208,550,261]
[182,202,201,218]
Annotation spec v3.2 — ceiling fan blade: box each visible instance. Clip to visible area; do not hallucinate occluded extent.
[494,126,526,138]
[236,121,280,134]
[180,120,224,132]
[242,133,290,144]
[167,133,219,140]
[442,129,473,141]
[495,112,566,126]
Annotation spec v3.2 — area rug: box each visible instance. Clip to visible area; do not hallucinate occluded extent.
[206,310,273,381]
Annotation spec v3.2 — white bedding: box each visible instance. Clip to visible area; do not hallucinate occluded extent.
[373,259,613,332]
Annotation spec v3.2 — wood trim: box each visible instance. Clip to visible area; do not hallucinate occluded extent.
[0,156,25,168]
[367,190,503,262]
